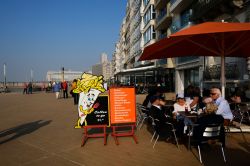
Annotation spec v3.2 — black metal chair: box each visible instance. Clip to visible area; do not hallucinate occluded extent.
[137,105,150,130]
[238,103,250,124]
[192,123,226,164]
[150,118,179,149]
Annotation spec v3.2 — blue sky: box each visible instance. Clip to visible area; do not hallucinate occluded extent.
[0,0,127,82]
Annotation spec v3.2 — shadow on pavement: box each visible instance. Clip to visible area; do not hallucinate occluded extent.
[190,134,250,166]
[0,120,51,145]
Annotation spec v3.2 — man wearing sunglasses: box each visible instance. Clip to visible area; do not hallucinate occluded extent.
[210,88,233,123]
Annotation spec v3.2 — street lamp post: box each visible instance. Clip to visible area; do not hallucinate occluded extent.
[30,69,34,82]
[62,67,64,81]
[3,63,6,87]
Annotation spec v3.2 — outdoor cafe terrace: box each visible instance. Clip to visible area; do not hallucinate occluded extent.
[0,92,249,165]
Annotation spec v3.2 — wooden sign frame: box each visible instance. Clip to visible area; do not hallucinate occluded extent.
[109,87,138,145]
[81,95,110,147]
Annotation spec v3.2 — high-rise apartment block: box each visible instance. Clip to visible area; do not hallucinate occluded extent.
[92,53,112,82]
[112,0,250,96]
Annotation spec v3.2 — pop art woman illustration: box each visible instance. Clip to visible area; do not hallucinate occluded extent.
[73,73,106,128]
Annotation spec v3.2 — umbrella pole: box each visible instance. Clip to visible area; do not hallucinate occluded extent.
[221,54,225,98]
[221,34,225,98]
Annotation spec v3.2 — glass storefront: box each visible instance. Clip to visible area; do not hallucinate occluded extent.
[177,56,199,64]
[184,67,199,88]
[114,68,175,93]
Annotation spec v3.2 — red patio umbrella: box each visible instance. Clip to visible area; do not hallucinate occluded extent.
[139,22,250,97]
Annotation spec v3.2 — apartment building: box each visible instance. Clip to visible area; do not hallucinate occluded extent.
[113,0,175,91]
[171,0,250,95]
[113,0,250,96]
[92,53,112,82]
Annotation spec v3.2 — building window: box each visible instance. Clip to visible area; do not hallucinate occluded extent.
[143,5,155,27]
[170,0,177,5]
[177,56,199,64]
[144,27,151,44]
[180,9,191,27]
[144,26,155,44]
[144,0,150,7]
[184,68,199,87]
[144,8,151,26]
[151,5,156,19]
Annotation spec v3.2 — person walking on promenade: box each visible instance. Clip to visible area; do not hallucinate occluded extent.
[53,82,61,99]
[23,82,28,94]
[61,80,68,99]
[70,79,79,105]
[210,88,233,125]
[27,82,33,94]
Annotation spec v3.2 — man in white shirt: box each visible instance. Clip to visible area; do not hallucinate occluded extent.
[210,88,233,120]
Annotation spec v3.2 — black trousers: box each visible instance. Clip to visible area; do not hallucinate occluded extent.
[63,90,68,98]
[73,93,79,105]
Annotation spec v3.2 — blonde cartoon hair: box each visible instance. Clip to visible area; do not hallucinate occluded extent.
[73,73,106,93]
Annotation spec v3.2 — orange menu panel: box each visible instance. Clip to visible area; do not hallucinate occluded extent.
[110,87,136,124]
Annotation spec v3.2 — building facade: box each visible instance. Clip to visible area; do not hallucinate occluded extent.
[46,70,83,82]
[92,53,112,82]
[171,0,250,96]
[112,0,250,97]
[112,0,175,92]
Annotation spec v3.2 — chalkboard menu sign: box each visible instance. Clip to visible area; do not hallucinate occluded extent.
[85,95,110,126]
[109,87,136,124]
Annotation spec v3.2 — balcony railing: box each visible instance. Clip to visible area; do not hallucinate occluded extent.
[158,33,167,40]
[191,0,224,21]
[144,0,150,7]
[157,8,167,22]
[170,0,177,5]
[170,23,179,33]
[204,63,240,80]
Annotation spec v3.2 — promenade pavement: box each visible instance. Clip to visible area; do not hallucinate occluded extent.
[0,92,249,166]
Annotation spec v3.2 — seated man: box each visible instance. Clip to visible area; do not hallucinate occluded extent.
[193,103,225,145]
[142,87,163,109]
[150,96,172,138]
[210,88,233,124]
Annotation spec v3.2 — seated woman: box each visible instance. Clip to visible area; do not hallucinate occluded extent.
[172,93,191,118]
[192,103,225,144]
[172,93,192,136]
[185,86,204,112]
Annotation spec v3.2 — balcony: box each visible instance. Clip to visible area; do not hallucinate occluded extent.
[170,0,194,14]
[190,0,224,21]
[155,8,172,30]
[155,0,170,9]
[158,33,167,40]
[144,0,150,7]
[170,23,180,34]
[204,63,240,80]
